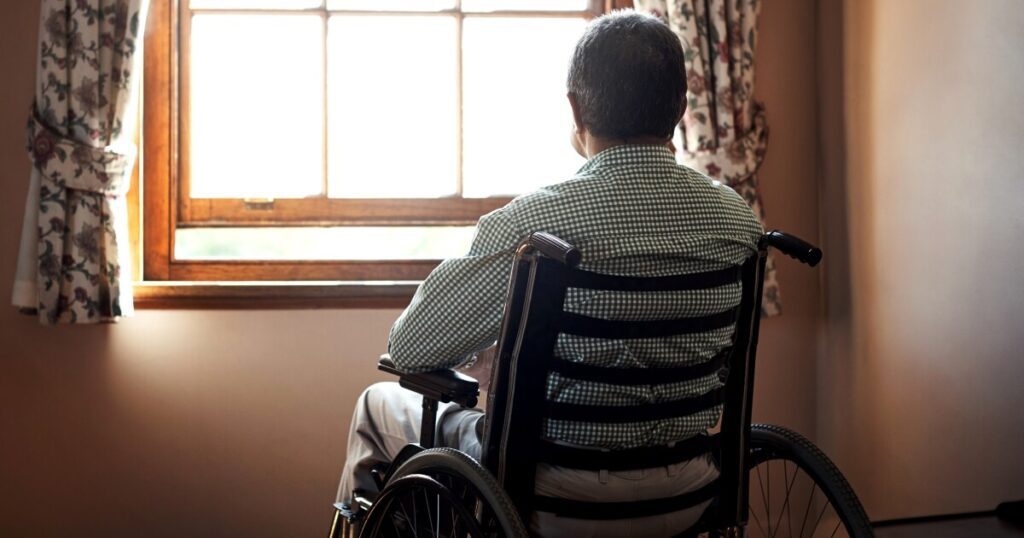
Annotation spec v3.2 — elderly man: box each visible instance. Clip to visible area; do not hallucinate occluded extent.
[336,10,761,536]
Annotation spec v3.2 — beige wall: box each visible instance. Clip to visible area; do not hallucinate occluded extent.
[818,0,1024,521]
[0,2,821,536]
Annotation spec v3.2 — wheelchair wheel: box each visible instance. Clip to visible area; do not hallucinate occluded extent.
[360,447,527,538]
[746,424,873,538]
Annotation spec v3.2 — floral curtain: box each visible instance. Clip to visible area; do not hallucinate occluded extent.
[637,0,782,315]
[11,0,147,324]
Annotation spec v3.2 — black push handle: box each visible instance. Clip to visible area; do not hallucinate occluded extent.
[761,230,823,267]
[527,232,582,267]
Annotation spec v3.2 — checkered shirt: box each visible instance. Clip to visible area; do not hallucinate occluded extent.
[389,144,762,450]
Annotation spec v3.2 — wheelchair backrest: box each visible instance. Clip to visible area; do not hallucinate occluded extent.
[480,232,769,529]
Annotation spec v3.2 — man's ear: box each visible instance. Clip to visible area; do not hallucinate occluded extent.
[567,92,585,134]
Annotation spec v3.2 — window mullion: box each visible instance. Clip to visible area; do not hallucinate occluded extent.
[320,4,330,199]
[455,2,464,199]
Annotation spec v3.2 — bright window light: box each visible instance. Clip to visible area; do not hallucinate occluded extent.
[190,14,324,198]
[462,17,587,196]
[462,0,589,12]
[176,227,476,260]
[190,0,322,9]
[327,0,456,10]
[183,3,590,263]
[327,16,458,198]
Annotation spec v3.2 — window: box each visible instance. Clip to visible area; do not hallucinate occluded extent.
[141,0,613,303]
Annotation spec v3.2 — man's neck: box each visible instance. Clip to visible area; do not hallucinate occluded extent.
[584,135,671,159]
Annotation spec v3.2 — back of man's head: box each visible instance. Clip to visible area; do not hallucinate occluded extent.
[567,10,687,141]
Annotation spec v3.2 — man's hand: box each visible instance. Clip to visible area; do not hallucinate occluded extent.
[461,345,496,393]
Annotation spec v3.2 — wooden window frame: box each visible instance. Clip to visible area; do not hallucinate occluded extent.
[138,0,633,308]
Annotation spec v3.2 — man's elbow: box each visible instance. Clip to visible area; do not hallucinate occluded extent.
[387,340,436,373]
[387,340,462,373]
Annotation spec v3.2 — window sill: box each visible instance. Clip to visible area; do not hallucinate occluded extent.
[132,281,418,309]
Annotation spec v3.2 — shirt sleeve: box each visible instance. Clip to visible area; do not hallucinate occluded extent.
[387,206,524,372]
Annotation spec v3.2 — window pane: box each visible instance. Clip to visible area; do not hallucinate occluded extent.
[462,17,586,197]
[327,0,455,11]
[190,14,324,198]
[176,227,474,260]
[327,16,457,198]
[462,0,589,12]
[190,0,323,10]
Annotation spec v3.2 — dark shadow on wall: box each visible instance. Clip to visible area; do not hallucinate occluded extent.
[815,0,852,451]
[814,0,885,519]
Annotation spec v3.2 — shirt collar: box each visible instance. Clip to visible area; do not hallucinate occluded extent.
[577,144,678,174]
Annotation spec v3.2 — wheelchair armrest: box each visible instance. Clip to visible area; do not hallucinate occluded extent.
[378,355,479,408]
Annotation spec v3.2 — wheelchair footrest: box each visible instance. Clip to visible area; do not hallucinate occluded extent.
[330,502,363,538]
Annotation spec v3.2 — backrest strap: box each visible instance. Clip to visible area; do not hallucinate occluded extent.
[565,265,741,291]
[558,307,739,339]
[543,387,723,423]
[549,348,730,385]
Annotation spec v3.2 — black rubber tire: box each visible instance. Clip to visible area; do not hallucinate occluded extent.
[360,447,527,538]
[748,424,874,538]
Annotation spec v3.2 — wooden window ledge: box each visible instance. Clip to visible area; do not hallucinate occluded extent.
[132,281,419,309]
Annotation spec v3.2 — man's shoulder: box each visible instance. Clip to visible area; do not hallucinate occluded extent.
[491,160,761,242]
[673,165,761,226]
[499,171,605,214]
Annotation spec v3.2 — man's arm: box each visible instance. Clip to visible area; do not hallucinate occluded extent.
[387,207,522,372]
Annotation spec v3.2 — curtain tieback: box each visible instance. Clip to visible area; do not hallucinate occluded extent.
[25,105,134,197]
[683,102,768,187]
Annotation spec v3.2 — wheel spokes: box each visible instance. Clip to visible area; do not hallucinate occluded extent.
[748,458,853,538]
[798,480,816,538]
[830,518,842,538]
[769,460,799,538]
[368,476,492,537]
[809,495,831,538]
[754,463,772,535]
[765,455,772,533]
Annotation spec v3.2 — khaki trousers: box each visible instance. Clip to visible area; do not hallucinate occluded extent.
[337,382,718,537]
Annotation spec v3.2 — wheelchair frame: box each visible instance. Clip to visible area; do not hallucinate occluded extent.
[331,231,870,538]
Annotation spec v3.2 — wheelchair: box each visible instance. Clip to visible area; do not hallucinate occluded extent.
[330,231,873,538]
